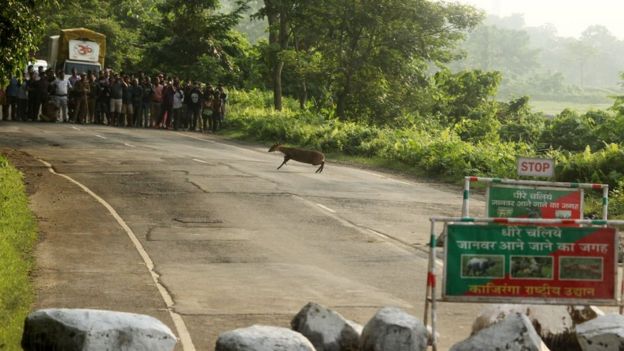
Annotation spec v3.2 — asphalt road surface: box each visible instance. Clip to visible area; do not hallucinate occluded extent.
[1,121,487,350]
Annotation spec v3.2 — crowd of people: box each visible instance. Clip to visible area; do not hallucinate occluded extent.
[0,65,228,133]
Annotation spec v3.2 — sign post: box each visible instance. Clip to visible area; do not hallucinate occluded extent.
[461,177,608,220]
[444,224,617,304]
[487,184,583,219]
[423,217,624,351]
[517,157,555,178]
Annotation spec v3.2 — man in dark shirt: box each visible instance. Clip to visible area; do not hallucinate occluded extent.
[27,72,39,121]
[141,78,153,128]
[96,71,110,125]
[160,79,175,129]
[109,75,124,126]
[131,78,144,128]
[121,76,134,127]
[187,82,203,132]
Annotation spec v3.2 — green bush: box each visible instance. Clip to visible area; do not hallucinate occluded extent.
[553,143,624,188]
[540,109,596,151]
[0,155,37,350]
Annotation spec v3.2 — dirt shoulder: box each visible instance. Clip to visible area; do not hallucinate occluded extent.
[2,149,181,349]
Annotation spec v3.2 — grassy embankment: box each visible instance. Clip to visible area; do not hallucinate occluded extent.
[0,155,37,350]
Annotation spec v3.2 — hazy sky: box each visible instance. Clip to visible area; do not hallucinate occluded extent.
[456,0,624,39]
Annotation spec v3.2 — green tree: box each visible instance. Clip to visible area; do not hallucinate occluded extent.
[293,0,483,123]
[540,109,595,151]
[143,0,248,80]
[496,96,545,145]
[1,0,51,84]
[431,69,501,125]
[37,0,156,71]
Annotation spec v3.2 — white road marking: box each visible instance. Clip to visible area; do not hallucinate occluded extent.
[297,195,443,270]
[316,203,336,213]
[358,169,411,185]
[175,132,216,143]
[36,158,196,351]
[192,158,211,164]
[71,126,81,131]
[123,143,136,148]
[174,132,260,154]
[359,169,385,178]
[95,134,107,139]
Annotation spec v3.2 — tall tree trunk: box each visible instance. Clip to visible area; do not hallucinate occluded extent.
[265,0,282,110]
[273,61,284,110]
[336,70,353,120]
[299,79,308,109]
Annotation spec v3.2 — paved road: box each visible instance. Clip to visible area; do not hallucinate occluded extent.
[1,122,486,350]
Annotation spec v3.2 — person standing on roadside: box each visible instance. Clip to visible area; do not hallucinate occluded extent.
[51,70,72,122]
[67,68,81,118]
[27,72,40,121]
[217,84,228,122]
[7,77,19,120]
[151,76,163,127]
[141,78,153,128]
[201,84,214,133]
[109,75,123,126]
[0,84,7,120]
[172,81,185,130]
[131,78,144,128]
[17,77,28,121]
[210,88,222,132]
[87,73,98,124]
[160,78,175,129]
[96,71,109,125]
[187,82,202,132]
[73,73,90,124]
[183,80,193,130]
[121,75,134,127]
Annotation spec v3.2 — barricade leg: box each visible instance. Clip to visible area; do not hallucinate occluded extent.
[424,220,438,350]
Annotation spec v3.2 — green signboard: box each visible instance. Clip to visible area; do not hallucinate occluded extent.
[443,224,617,304]
[487,184,583,219]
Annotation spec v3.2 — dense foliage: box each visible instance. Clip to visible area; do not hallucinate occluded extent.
[0,0,51,85]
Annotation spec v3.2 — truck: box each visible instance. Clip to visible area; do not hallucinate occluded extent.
[48,28,106,75]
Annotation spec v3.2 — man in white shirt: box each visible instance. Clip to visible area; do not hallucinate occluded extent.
[52,70,72,122]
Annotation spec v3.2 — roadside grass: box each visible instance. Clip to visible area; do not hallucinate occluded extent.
[0,155,37,350]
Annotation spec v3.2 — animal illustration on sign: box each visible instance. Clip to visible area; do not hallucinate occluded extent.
[466,257,496,276]
[511,257,546,277]
[268,144,325,173]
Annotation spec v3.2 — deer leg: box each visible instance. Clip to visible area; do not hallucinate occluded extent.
[277,156,290,170]
[315,162,324,173]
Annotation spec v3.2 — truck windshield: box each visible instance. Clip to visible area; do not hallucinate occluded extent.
[64,61,100,75]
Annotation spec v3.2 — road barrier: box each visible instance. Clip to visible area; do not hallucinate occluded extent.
[461,176,609,220]
[425,176,615,351]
